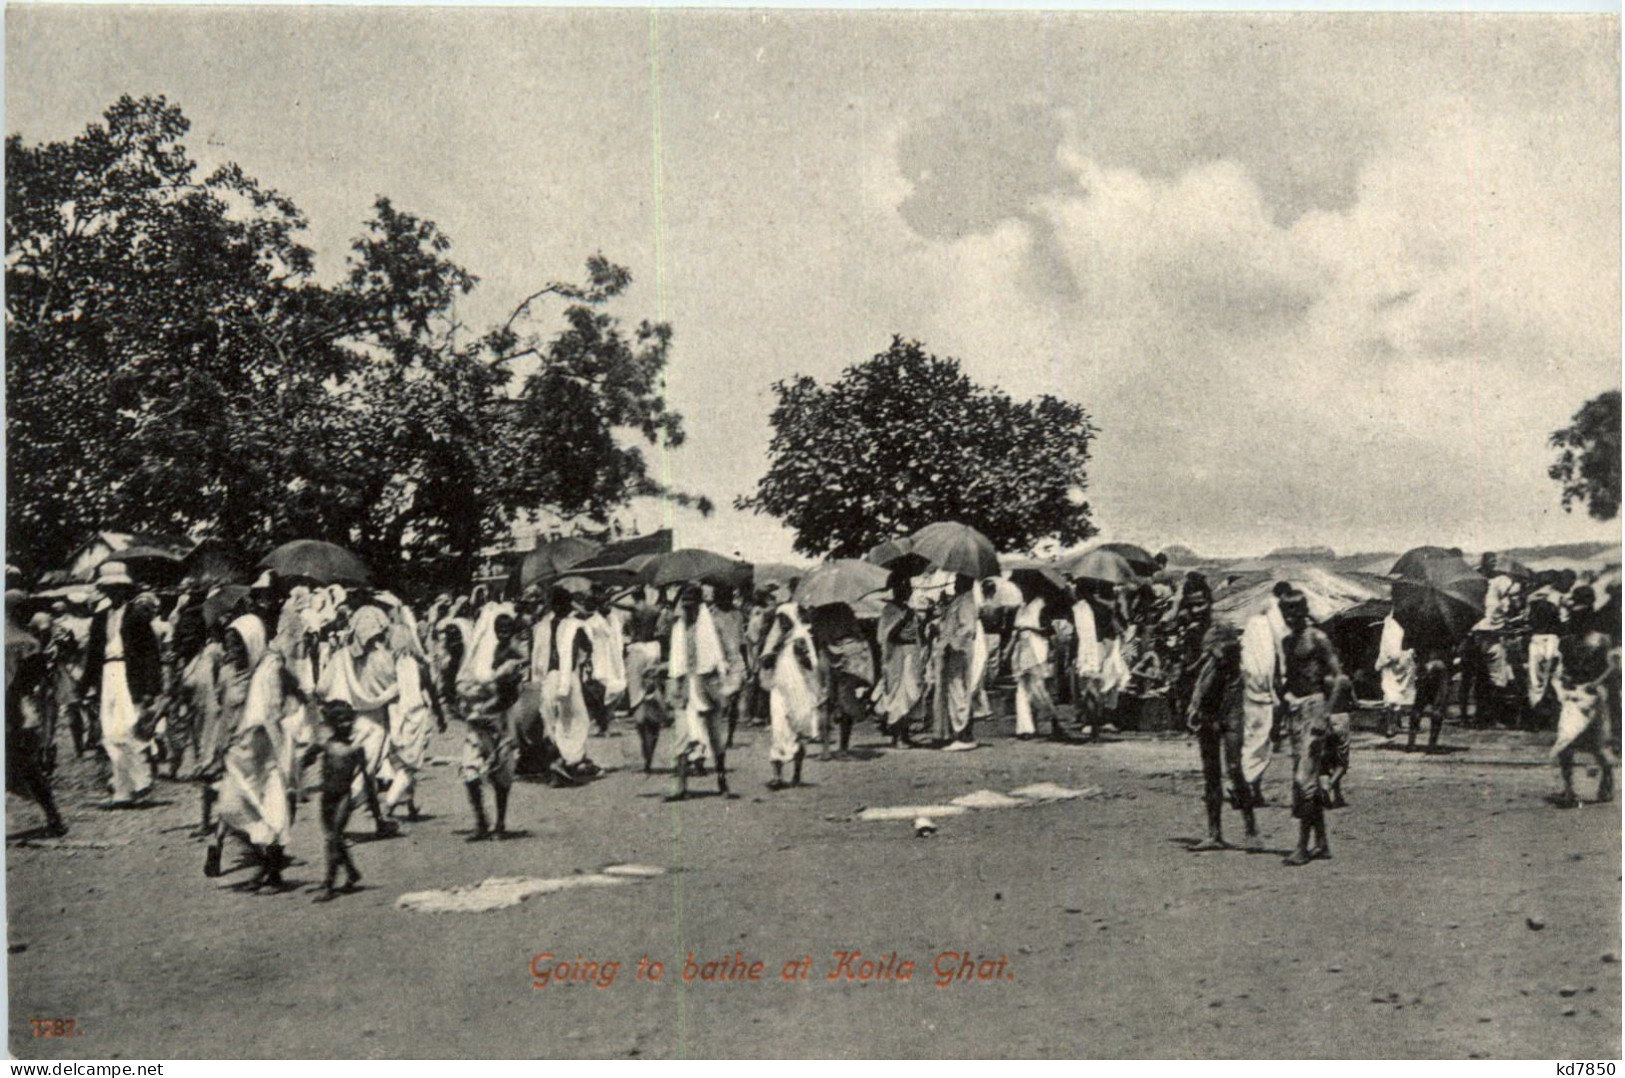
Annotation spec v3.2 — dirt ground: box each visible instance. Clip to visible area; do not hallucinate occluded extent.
[6,701,1620,1060]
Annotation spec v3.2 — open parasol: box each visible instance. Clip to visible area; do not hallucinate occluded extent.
[552,575,594,596]
[1389,546,1465,579]
[179,538,253,588]
[794,559,890,618]
[907,522,1000,580]
[1093,543,1158,577]
[1010,566,1073,609]
[1062,548,1138,586]
[1391,556,1488,651]
[257,540,371,587]
[645,549,753,589]
[516,537,601,592]
[202,585,252,629]
[571,552,660,587]
[866,537,931,579]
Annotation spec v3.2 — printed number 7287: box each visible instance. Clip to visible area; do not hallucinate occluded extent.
[30,1019,76,1037]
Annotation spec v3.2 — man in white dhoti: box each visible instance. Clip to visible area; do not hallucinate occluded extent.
[666,585,734,800]
[1072,582,1103,737]
[1239,598,1281,804]
[82,562,162,805]
[1376,613,1415,739]
[933,576,980,751]
[531,589,595,785]
[1011,597,1069,741]
[875,574,927,748]
[759,603,820,788]
[1550,587,1617,808]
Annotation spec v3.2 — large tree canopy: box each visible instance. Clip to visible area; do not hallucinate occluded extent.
[1549,389,1621,522]
[738,336,1099,558]
[6,95,702,581]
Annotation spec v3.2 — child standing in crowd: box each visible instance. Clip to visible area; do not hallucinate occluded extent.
[304,700,370,902]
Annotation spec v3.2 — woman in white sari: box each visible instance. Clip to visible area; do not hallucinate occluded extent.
[316,605,401,837]
[759,603,821,788]
[384,620,443,820]
[206,609,302,888]
[200,616,266,832]
[531,590,595,784]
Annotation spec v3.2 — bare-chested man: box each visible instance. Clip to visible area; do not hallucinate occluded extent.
[1277,590,1344,867]
[1550,586,1617,808]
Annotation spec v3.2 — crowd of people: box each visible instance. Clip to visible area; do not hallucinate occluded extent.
[4,545,1619,899]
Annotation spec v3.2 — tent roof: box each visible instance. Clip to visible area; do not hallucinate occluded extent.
[1212,563,1389,628]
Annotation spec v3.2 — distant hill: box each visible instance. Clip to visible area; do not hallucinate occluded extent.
[1501,541,1620,562]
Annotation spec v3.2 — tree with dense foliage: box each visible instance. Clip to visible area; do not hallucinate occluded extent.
[6,95,703,580]
[738,336,1098,558]
[1549,390,1621,523]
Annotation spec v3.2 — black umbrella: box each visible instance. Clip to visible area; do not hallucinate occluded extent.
[1391,557,1488,650]
[1062,548,1138,586]
[515,537,601,593]
[1390,546,1465,579]
[1009,566,1073,610]
[1094,542,1159,577]
[865,538,931,579]
[795,559,890,617]
[202,585,251,629]
[908,521,1000,579]
[179,538,253,588]
[645,549,753,589]
[258,540,371,587]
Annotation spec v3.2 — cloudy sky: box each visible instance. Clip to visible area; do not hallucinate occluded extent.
[7,9,1620,561]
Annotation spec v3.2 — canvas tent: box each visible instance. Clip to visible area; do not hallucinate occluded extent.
[1211,563,1390,629]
